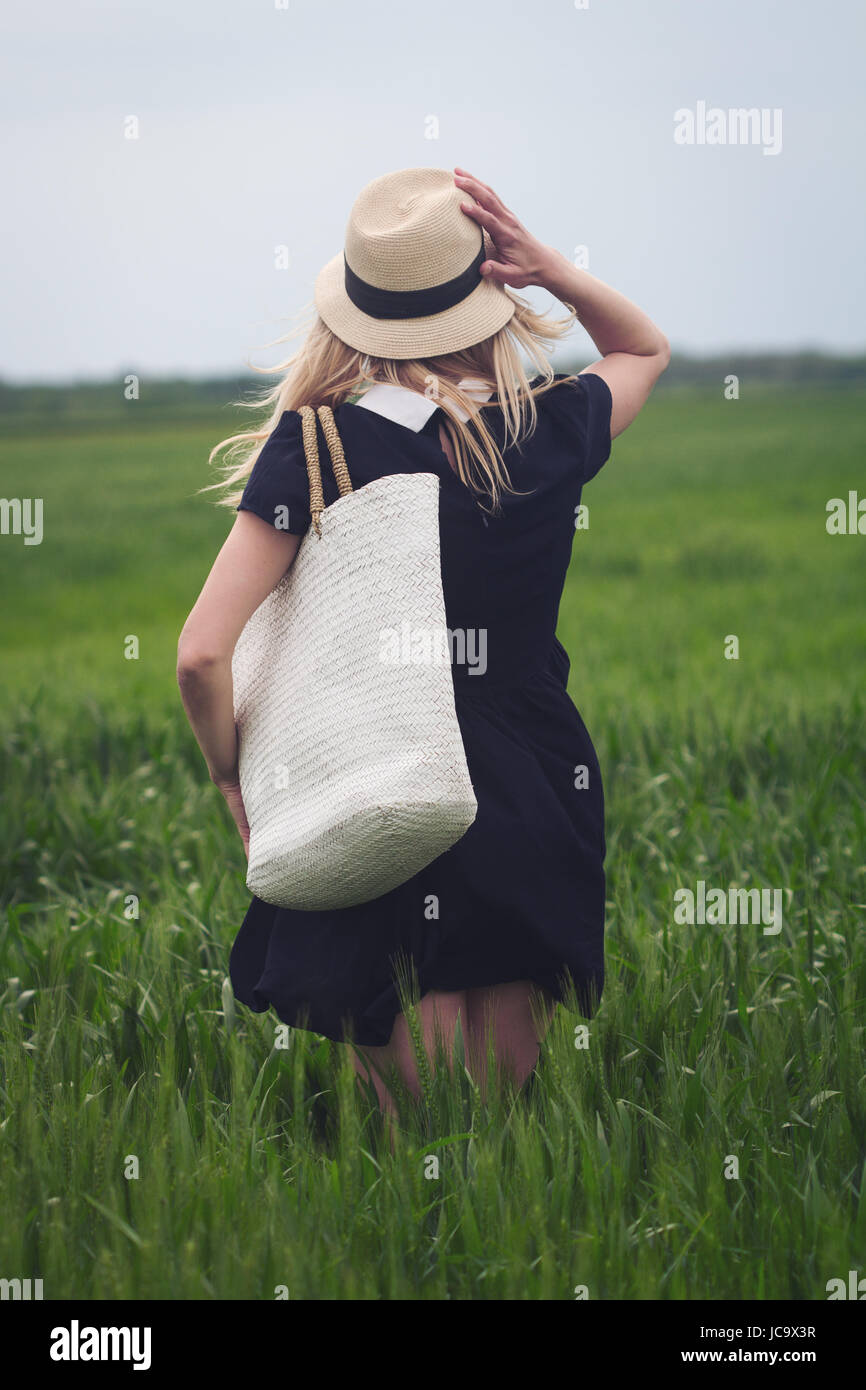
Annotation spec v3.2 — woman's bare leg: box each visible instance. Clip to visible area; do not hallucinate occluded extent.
[465,981,557,1097]
[350,988,467,1118]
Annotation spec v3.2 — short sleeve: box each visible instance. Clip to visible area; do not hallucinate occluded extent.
[236,411,312,536]
[546,372,613,485]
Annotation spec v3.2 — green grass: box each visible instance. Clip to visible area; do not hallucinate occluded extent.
[1,386,864,1299]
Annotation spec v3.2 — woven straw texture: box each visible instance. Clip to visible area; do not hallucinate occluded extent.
[231,411,478,911]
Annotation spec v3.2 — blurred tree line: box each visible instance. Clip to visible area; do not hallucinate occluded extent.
[0,352,863,434]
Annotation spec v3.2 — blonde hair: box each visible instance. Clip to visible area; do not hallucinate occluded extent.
[207,291,580,516]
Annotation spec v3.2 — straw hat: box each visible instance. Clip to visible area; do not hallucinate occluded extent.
[314,167,516,360]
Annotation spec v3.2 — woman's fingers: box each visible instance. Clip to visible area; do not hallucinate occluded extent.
[454,171,509,219]
[219,781,250,858]
[459,196,505,239]
[454,167,495,198]
[480,260,517,283]
[454,168,541,288]
[454,168,509,217]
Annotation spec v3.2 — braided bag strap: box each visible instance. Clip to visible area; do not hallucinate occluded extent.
[298,404,353,537]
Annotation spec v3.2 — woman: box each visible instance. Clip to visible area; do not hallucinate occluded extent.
[177,166,669,1115]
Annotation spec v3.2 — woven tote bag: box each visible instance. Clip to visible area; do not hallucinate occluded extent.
[231,404,478,911]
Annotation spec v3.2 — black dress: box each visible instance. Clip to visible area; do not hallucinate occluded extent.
[229,372,613,1046]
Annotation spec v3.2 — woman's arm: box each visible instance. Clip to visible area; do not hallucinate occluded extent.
[533,256,670,438]
[454,168,670,438]
[177,510,301,795]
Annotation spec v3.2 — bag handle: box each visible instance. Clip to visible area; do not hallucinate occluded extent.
[299,405,353,537]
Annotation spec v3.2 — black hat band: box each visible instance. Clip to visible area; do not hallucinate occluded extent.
[343,236,486,321]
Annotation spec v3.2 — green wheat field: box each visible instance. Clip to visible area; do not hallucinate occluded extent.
[1,383,864,1300]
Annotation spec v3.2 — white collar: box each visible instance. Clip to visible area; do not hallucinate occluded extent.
[355,378,494,430]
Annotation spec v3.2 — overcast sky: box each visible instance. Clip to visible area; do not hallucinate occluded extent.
[1,0,863,382]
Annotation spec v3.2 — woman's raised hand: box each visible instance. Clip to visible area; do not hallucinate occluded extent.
[454,167,554,290]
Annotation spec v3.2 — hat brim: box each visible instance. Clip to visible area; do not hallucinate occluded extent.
[314,242,516,361]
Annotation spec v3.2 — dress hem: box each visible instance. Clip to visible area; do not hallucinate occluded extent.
[232,961,603,1048]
